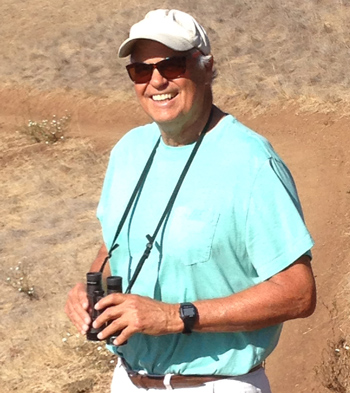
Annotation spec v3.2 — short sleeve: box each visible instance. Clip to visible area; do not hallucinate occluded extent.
[245,157,314,281]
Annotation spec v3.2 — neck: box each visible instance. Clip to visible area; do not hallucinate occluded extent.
[159,104,225,146]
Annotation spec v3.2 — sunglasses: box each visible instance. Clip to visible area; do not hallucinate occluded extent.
[126,56,188,84]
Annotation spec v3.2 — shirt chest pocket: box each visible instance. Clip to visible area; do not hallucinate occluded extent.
[164,206,220,265]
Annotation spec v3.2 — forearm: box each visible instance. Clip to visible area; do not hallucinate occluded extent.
[193,283,309,333]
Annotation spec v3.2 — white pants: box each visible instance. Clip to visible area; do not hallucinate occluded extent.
[111,359,272,393]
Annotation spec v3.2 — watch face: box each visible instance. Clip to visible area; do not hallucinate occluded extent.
[182,306,196,318]
[180,303,198,334]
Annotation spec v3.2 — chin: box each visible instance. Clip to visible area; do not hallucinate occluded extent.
[149,112,181,125]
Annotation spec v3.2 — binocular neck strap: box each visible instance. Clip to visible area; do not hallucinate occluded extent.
[125,108,213,293]
[99,136,161,273]
[100,107,214,294]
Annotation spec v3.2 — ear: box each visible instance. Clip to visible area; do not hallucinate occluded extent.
[205,55,214,85]
[207,55,214,70]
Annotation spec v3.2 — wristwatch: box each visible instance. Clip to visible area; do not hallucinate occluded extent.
[179,302,198,334]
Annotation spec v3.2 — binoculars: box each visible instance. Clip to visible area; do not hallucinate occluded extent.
[86,272,123,345]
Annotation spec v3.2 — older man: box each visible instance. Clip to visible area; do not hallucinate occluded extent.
[65,9,316,392]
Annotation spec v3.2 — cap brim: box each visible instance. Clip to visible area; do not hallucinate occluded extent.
[118,35,194,58]
[118,38,138,58]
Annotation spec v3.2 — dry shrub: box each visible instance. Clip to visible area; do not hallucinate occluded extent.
[5,259,37,300]
[316,337,350,393]
[315,294,350,393]
[20,113,70,144]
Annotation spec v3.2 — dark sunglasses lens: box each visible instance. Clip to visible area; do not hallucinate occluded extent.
[127,63,153,83]
[158,57,186,79]
[126,56,187,83]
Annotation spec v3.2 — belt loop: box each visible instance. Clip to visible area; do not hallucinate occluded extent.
[163,374,174,390]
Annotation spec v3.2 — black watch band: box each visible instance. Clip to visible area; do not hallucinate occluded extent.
[179,302,198,334]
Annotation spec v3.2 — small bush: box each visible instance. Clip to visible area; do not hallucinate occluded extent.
[22,112,70,144]
[6,260,38,300]
[316,337,350,392]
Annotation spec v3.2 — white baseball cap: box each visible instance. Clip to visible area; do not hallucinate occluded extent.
[118,9,211,58]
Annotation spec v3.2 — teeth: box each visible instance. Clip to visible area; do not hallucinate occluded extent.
[152,93,175,101]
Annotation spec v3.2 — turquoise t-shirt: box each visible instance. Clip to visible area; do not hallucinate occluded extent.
[97,115,314,376]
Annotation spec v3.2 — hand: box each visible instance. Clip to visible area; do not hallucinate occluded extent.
[64,282,91,335]
[93,294,182,345]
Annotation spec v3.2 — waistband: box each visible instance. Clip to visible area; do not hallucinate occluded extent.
[121,359,263,390]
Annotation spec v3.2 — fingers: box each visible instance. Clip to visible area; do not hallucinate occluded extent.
[113,326,132,346]
[94,294,179,339]
[92,293,125,329]
[65,282,91,335]
[95,292,125,310]
[95,311,132,345]
[93,296,124,330]
[92,294,142,343]
[96,318,125,341]
[80,294,179,344]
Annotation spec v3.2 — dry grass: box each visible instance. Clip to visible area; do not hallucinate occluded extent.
[316,337,350,393]
[0,129,114,392]
[315,299,350,393]
[1,0,350,113]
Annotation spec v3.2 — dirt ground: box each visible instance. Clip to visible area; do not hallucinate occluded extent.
[1,1,350,392]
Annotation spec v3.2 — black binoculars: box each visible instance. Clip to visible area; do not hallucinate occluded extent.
[86,272,123,345]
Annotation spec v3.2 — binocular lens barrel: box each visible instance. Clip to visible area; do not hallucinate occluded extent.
[86,289,105,341]
[107,276,122,293]
[86,272,102,293]
[86,272,104,341]
[106,276,123,345]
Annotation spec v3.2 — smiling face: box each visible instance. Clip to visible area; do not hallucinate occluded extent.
[130,40,213,145]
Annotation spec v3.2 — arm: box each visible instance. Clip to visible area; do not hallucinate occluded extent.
[94,254,316,344]
[64,243,111,334]
[193,254,316,332]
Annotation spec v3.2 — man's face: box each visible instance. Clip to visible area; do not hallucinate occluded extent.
[130,40,212,133]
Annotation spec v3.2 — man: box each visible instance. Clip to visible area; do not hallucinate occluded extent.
[65,9,316,392]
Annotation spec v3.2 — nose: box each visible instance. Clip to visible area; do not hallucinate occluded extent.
[149,68,168,88]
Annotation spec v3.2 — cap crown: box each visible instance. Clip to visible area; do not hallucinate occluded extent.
[118,9,211,57]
